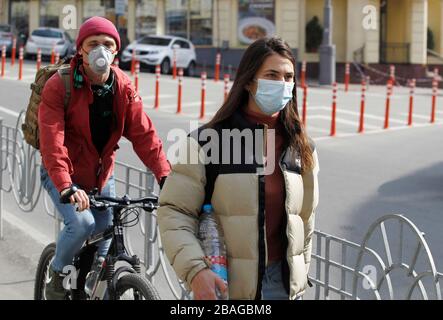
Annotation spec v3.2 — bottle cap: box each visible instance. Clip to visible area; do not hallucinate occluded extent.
[202,204,213,213]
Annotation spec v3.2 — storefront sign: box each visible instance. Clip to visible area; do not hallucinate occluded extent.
[238,0,276,45]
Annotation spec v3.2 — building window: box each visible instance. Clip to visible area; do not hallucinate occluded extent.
[190,0,212,45]
[83,0,129,50]
[83,0,106,20]
[83,0,127,31]
[165,0,188,39]
[165,0,213,46]
[40,0,61,28]
[10,0,29,38]
[238,0,276,45]
[136,0,157,39]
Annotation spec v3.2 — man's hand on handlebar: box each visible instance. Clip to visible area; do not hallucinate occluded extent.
[60,186,90,212]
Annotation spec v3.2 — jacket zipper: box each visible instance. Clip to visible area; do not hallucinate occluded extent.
[255,124,267,300]
[278,151,293,297]
[96,157,103,192]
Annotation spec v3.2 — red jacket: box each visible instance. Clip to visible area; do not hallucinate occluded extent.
[38,56,171,193]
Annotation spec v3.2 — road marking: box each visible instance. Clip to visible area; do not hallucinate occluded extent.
[306,105,406,124]
[140,94,175,100]
[297,87,407,99]
[2,210,52,246]
[305,126,329,134]
[313,121,443,141]
[334,108,405,124]
[0,105,20,117]
[145,101,216,110]
[1,76,33,84]
[400,113,431,120]
[309,115,380,130]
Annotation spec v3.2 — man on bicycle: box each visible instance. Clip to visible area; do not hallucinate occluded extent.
[38,16,171,299]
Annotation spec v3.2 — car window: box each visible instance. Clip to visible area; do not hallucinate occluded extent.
[138,37,171,46]
[178,40,190,49]
[32,29,63,38]
[0,25,11,32]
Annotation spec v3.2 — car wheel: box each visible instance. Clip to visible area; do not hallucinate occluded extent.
[24,52,34,60]
[185,61,196,77]
[160,58,171,75]
[119,61,130,71]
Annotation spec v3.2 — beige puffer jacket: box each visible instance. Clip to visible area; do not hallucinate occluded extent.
[158,111,319,300]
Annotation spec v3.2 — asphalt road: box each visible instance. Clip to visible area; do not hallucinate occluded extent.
[0,59,442,300]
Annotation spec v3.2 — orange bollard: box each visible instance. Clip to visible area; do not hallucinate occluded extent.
[134,61,140,93]
[358,80,366,133]
[18,46,23,80]
[177,68,183,114]
[389,65,395,92]
[408,79,415,126]
[431,78,438,123]
[11,37,16,66]
[384,80,393,129]
[214,52,221,82]
[389,65,395,81]
[50,42,55,64]
[1,45,5,78]
[330,82,337,136]
[223,73,230,102]
[131,50,136,75]
[344,62,350,92]
[172,48,177,80]
[300,60,306,88]
[199,71,207,119]
[155,64,160,109]
[302,85,308,126]
[36,48,41,71]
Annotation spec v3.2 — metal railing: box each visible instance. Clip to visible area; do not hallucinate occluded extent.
[0,113,442,300]
[309,215,443,300]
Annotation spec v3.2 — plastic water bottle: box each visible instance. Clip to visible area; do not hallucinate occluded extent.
[84,254,106,298]
[197,204,228,300]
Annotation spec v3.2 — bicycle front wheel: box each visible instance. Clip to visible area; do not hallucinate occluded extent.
[34,242,56,300]
[115,273,161,300]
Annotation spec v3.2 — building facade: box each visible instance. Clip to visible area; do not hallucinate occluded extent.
[1,0,442,75]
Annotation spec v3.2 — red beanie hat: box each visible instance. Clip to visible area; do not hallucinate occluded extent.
[77,16,121,51]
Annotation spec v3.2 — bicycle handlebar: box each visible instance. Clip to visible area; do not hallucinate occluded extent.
[59,185,158,211]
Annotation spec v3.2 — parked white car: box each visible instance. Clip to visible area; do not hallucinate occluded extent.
[25,27,75,59]
[120,35,197,76]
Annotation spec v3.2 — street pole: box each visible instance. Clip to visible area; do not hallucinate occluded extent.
[319,0,336,85]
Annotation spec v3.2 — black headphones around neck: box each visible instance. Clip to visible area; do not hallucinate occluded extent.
[73,60,84,89]
[74,58,114,97]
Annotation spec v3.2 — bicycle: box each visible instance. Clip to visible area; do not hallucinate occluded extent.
[34,185,161,300]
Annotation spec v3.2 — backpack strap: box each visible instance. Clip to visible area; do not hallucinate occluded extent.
[57,66,71,111]
[204,163,219,206]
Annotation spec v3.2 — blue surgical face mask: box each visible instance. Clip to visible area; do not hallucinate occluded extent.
[252,78,294,115]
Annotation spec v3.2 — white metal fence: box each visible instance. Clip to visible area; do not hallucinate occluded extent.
[0,113,442,300]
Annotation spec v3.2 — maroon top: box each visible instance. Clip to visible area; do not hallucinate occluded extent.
[244,108,286,263]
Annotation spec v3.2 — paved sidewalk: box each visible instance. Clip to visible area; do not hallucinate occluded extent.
[0,218,44,300]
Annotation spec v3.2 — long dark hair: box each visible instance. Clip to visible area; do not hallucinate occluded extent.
[206,37,314,172]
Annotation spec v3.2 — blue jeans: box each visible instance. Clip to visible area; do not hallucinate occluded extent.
[40,166,115,273]
[261,261,302,300]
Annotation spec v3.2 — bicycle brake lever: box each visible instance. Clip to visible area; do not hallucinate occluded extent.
[60,185,78,204]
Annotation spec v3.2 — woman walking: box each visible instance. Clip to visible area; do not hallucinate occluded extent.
[158,37,319,300]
